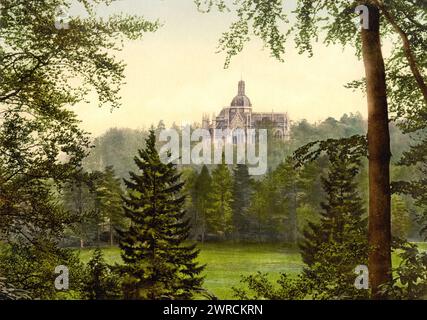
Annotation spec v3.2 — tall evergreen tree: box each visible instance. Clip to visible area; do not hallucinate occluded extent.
[192,165,212,242]
[118,130,204,300]
[275,158,299,244]
[231,164,253,241]
[206,160,233,239]
[83,248,121,300]
[94,166,126,246]
[299,141,367,267]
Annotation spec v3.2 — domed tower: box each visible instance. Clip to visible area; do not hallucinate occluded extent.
[227,80,252,131]
[231,80,252,108]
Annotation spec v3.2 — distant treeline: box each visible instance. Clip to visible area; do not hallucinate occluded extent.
[64,113,418,245]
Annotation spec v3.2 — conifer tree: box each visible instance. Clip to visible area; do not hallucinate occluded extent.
[299,142,367,267]
[83,248,121,300]
[295,138,368,298]
[118,130,205,300]
[192,165,212,242]
[94,166,126,246]
[206,160,233,239]
[231,164,253,241]
[275,158,299,244]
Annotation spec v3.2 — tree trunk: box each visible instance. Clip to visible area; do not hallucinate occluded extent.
[110,224,114,246]
[361,5,392,299]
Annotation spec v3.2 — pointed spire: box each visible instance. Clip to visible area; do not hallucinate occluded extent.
[238,80,245,95]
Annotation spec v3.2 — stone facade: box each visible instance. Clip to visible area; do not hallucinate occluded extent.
[202,80,290,141]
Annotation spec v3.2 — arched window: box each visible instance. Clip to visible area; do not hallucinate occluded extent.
[274,129,283,140]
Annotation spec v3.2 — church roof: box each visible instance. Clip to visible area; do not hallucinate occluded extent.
[231,80,252,107]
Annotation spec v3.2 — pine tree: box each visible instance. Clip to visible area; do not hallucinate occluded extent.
[206,160,233,240]
[275,158,299,243]
[118,130,205,300]
[83,248,121,300]
[94,166,126,246]
[297,140,368,298]
[231,164,253,241]
[192,165,212,242]
[300,147,367,266]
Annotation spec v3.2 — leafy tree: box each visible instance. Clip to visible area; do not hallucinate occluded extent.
[395,135,427,240]
[196,0,427,297]
[206,160,233,239]
[0,243,85,299]
[118,130,205,299]
[0,0,158,298]
[63,172,98,247]
[231,164,253,241]
[380,240,427,300]
[0,279,30,300]
[83,248,121,300]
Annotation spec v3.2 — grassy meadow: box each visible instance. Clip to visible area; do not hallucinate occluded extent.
[78,243,303,299]
[78,242,427,299]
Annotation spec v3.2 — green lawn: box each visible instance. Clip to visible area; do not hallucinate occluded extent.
[78,242,427,299]
[78,243,303,299]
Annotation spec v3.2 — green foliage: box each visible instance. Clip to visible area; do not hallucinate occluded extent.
[63,172,98,247]
[0,278,31,300]
[92,166,126,246]
[206,160,233,239]
[394,134,427,239]
[391,195,412,239]
[245,157,306,243]
[297,137,369,298]
[189,165,212,242]
[0,0,159,300]
[118,130,205,299]
[231,164,253,241]
[233,272,307,300]
[298,137,367,266]
[82,248,121,300]
[62,167,125,247]
[0,243,85,299]
[234,136,369,299]
[380,241,427,299]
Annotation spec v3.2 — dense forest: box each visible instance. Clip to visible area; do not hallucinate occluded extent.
[73,113,418,247]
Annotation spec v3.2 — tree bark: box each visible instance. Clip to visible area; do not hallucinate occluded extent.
[361,5,392,299]
[110,224,114,246]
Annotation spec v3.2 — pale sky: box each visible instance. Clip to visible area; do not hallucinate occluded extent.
[72,0,368,136]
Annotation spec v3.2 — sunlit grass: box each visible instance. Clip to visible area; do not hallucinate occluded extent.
[78,242,303,299]
[77,241,427,299]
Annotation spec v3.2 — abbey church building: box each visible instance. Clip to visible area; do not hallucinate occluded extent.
[202,80,290,141]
